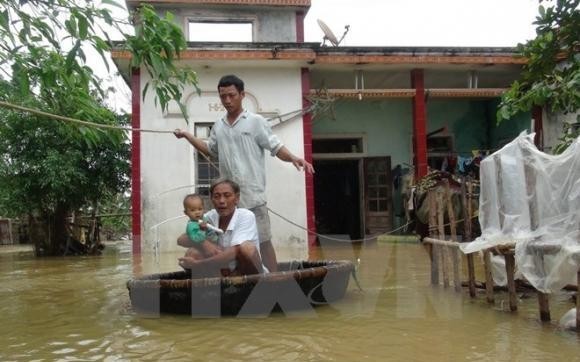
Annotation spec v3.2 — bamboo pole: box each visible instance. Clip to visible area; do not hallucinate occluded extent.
[505,252,518,312]
[427,191,439,285]
[494,155,505,230]
[577,269,580,333]
[444,180,461,293]
[467,179,474,233]
[423,237,460,248]
[483,250,495,304]
[451,241,462,293]
[8,218,13,244]
[494,155,511,309]
[522,147,551,323]
[436,190,449,288]
[537,293,550,322]
[461,177,476,297]
[532,244,551,321]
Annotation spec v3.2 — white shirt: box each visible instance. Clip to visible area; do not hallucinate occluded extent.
[204,208,267,272]
[206,110,283,209]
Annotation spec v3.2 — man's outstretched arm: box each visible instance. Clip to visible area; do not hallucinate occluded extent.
[276,146,315,174]
[174,129,211,156]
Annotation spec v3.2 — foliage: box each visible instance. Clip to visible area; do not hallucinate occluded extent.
[0,73,130,254]
[552,121,580,154]
[0,0,201,254]
[497,0,579,131]
[125,5,200,118]
[0,0,198,121]
[96,191,131,240]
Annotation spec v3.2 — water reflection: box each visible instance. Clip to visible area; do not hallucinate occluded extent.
[0,241,578,361]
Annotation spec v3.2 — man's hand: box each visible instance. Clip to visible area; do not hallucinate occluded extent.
[173,129,211,156]
[173,128,188,139]
[292,157,315,174]
[276,146,315,174]
[178,256,197,269]
[177,233,192,247]
[201,240,222,257]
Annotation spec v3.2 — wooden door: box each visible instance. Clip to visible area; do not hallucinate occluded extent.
[363,157,392,235]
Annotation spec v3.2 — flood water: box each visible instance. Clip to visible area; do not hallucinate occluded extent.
[1,241,578,361]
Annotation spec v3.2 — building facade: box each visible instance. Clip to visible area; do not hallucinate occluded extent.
[113,0,534,257]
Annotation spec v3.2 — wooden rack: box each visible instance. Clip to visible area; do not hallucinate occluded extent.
[422,176,579,332]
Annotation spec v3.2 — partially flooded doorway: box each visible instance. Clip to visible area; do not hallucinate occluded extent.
[313,136,393,241]
[313,159,362,241]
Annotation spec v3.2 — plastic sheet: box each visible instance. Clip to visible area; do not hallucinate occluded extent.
[460,132,580,293]
[558,308,577,330]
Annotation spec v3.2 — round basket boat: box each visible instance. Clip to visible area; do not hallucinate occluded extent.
[127,260,354,316]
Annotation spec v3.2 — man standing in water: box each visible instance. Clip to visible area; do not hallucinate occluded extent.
[174,74,314,272]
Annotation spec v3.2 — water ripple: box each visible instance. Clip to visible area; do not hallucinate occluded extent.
[1,244,579,361]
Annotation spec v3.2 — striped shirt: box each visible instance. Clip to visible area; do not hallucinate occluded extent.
[207,110,283,209]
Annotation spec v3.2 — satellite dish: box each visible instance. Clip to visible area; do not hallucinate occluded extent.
[317,19,339,46]
[317,19,350,47]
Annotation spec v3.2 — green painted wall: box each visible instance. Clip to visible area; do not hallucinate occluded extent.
[312,97,531,231]
[428,99,529,156]
[486,99,532,149]
[312,98,531,163]
[312,99,413,166]
[427,99,488,156]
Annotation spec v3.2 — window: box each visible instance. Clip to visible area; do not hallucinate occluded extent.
[188,21,253,42]
[194,123,220,196]
[366,159,389,212]
[427,135,453,153]
[427,135,454,171]
[312,135,366,159]
[313,138,363,153]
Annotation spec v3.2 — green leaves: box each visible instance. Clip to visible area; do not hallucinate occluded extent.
[0,21,130,233]
[0,75,130,230]
[552,121,580,154]
[125,4,199,122]
[0,0,198,123]
[0,10,11,42]
[498,0,579,126]
[0,0,199,250]
[101,0,126,11]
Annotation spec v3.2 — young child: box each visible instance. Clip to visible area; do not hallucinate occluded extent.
[182,194,221,245]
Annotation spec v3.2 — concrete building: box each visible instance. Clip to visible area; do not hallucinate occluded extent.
[113,0,534,258]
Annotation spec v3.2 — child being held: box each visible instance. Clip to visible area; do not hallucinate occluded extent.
[182,194,221,245]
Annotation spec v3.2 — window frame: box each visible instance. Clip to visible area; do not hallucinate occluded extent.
[187,17,256,42]
[194,122,220,197]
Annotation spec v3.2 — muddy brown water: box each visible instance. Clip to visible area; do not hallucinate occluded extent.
[1,241,578,361]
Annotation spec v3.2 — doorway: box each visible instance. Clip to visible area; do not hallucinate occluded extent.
[313,159,362,241]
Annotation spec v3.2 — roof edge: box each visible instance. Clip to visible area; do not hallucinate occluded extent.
[111,42,525,64]
[126,0,311,8]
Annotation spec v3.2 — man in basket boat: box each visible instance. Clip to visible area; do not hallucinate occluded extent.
[174,74,314,272]
[128,175,353,315]
[177,178,267,277]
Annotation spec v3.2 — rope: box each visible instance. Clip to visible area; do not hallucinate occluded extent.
[0,100,175,134]
[2,99,427,243]
[428,213,480,231]
[153,184,200,199]
[269,106,314,125]
[351,266,364,292]
[0,99,313,172]
[0,100,315,134]
[149,214,187,230]
[267,206,415,243]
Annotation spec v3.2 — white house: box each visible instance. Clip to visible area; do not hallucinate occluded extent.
[115,0,314,258]
[113,0,533,258]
